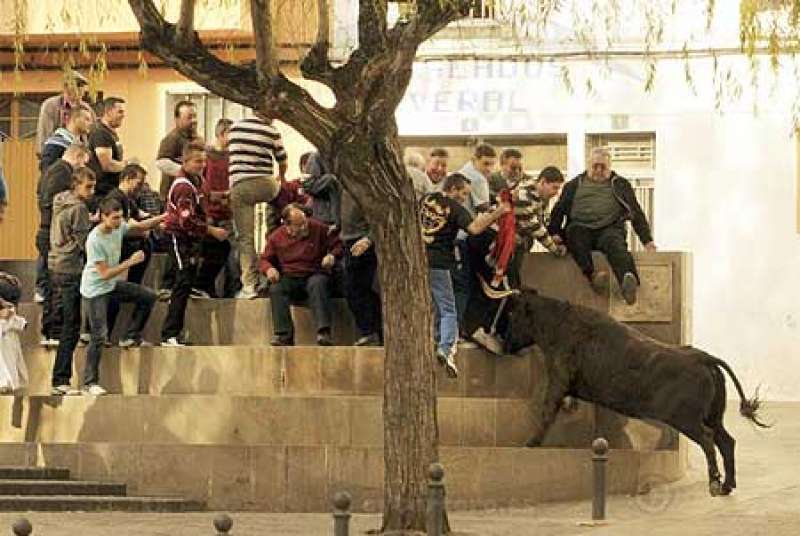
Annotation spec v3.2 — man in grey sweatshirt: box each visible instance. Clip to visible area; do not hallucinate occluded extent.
[49,167,96,395]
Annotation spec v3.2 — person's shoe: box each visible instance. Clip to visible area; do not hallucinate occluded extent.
[470,327,504,355]
[436,349,459,379]
[270,334,294,346]
[354,333,381,347]
[236,287,258,300]
[190,288,212,300]
[161,337,186,347]
[78,333,90,346]
[157,289,172,301]
[82,384,108,396]
[51,384,81,396]
[457,338,478,349]
[590,270,610,294]
[34,291,45,304]
[561,396,579,413]
[119,338,153,348]
[316,330,333,347]
[621,272,638,305]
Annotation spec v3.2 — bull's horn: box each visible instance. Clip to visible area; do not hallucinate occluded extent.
[479,275,518,300]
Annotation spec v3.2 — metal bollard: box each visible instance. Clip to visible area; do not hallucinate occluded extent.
[213,513,233,534]
[11,518,32,536]
[332,491,352,536]
[427,463,445,536]
[592,437,609,521]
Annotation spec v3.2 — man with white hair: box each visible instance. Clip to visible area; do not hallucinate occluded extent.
[548,147,656,305]
[403,149,433,200]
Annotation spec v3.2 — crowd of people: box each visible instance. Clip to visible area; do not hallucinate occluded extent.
[0,70,656,394]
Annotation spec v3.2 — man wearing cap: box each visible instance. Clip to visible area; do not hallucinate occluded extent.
[36,71,95,154]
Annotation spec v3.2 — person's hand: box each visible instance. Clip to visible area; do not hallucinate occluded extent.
[499,201,512,214]
[128,250,146,266]
[553,244,568,257]
[553,235,563,246]
[644,242,657,253]
[266,267,280,284]
[321,254,335,269]
[208,226,229,241]
[350,237,371,257]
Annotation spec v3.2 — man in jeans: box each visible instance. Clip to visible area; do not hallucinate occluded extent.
[228,114,287,299]
[420,173,508,378]
[49,167,96,395]
[80,198,164,396]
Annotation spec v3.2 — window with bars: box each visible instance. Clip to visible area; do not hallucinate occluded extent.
[0,93,50,140]
[586,132,656,251]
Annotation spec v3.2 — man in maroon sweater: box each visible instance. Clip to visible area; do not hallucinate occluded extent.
[260,204,342,346]
[160,142,229,346]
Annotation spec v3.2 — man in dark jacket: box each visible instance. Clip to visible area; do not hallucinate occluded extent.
[160,142,229,346]
[548,147,656,305]
[36,144,91,347]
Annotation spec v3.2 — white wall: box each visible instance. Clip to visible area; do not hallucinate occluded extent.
[397,56,800,401]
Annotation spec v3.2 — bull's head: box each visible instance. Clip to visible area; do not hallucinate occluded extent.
[503,289,538,353]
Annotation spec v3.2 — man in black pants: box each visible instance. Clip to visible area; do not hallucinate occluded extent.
[340,190,381,346]
[160,142,229,346]
[548,147,656,305]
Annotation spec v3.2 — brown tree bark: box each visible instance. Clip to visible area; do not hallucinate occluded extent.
[334,133,442,533]
[127,1,472,532]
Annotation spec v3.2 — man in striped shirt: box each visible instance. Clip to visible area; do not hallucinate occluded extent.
[228,114,288,299]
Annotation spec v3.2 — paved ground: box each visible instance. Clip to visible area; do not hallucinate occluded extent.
[1,402,794,535]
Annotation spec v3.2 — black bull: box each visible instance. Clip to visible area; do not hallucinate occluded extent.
[465,288,769,496]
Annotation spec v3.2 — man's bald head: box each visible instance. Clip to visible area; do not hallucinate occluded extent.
[282,204,308,237]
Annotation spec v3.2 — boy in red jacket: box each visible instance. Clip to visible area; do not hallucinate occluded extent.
[160,142,229,346]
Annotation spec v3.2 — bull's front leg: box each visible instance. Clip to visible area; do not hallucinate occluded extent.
[525,375,569,448]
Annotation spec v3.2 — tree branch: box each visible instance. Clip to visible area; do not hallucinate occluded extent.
[300,0,336,87]
[359,0,388,51]
[397,0,473,46]
[127,0,337,149]
[250,0,279,83]
[176,0,196,45]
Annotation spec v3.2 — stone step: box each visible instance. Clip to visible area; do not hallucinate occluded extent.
[0,495,205,512]
[0,394,599,449]
[0,479,126,496]
[13,297,357,349]
[2,442,686,512]
[0,467,70,480]
[18,346,534,399]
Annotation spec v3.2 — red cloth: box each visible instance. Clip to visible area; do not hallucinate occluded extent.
[202,149,231,222]
[163,170,208,240]
[259,217,342,277]
[490,189,516,286]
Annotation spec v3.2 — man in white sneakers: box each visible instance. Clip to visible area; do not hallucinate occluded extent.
[80,198,164,395]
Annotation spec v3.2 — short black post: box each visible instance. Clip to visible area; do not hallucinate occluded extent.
[332,491,352,536]
[592,437,609,521]
[213,513,233,534]
[427,463,445,536]
[11,518,32,536]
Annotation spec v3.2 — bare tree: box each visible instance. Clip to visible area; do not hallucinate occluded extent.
[126,0,471,532]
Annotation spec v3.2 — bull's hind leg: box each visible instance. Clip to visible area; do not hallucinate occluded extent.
[713,424,736,494]
[681,423,723,496]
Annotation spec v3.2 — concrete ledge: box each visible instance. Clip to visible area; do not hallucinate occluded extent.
[0,394,599,449]
[22,442,684,512]
[13,346,539,399]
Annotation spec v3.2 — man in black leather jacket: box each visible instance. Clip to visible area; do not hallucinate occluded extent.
[548,147,656,305]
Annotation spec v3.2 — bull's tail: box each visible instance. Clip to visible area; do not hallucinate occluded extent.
[707,357,771,428]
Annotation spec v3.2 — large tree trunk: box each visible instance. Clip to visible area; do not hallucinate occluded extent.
[334,131,443,533]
